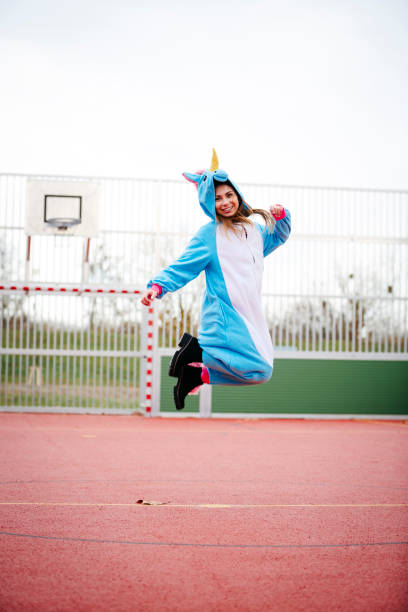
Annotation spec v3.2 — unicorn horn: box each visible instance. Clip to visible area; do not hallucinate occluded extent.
[210,148,219,172]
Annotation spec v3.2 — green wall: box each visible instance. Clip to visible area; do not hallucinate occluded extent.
[160,357,408,416]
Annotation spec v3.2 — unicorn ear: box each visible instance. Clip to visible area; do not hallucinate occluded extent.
[182,171,202,185]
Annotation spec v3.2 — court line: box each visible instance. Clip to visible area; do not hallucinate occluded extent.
[1,425,406,433]
[1,502,407,508]
[1,479,407,491]
[1,531,407,549]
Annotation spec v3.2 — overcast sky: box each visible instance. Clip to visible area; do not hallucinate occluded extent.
[0,0,407,189]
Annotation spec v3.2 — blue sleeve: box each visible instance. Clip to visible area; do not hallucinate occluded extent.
[258,210,291,257]
[147,233,210,299]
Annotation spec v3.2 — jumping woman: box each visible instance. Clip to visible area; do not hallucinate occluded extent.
[141,151,291,410]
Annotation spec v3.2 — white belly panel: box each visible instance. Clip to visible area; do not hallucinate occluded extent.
[216,224,273,365]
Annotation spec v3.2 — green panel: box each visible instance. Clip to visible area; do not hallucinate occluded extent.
[160,356,199,413]
[212,359,408,415]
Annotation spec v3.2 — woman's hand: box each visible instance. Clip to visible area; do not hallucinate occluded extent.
[270,204,284,218]
[141,288,158,306]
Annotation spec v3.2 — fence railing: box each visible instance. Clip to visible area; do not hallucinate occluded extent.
[1,281,407,416]
[154,291,408,360]
[0,283,154,413]
[1,173,407,415]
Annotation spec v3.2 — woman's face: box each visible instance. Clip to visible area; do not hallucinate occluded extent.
[215,184,240,217]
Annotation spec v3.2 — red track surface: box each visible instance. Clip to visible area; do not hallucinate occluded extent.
[0,414,407,611]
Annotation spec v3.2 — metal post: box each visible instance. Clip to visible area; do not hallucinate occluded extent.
[141,303,156,416]
[199,383,212,418]
[25,236,31,280]
[151,305,161,416]
[82,237,91,283]
[140,305,147,413]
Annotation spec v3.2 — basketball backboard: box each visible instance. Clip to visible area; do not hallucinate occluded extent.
[25,179,100,236]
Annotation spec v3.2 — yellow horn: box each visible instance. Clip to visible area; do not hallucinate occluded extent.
[210,148,219,172]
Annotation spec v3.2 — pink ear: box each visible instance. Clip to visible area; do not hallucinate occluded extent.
[182,170,205,190]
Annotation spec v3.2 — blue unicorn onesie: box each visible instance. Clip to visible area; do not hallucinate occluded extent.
[147,154,291,387]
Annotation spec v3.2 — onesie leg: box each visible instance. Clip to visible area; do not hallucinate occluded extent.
[207,364,273,385]
[201,349,273,385]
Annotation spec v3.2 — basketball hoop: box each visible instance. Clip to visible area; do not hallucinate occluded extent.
[43,194,82,231]
[25,181,100,281]
[45,217,81,231]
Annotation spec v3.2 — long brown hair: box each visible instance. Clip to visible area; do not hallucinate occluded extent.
[214,180,274,233]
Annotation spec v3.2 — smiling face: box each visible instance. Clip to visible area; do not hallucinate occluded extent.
[215,183,240,218]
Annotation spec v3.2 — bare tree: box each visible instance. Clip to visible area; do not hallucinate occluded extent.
[0,236,24,325]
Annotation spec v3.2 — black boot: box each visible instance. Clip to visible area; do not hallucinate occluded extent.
[173,365,203,410]
[168,333,203,378]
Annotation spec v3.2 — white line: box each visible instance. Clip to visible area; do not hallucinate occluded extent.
[1,502,407,509]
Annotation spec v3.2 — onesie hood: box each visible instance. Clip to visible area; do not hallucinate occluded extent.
[183,150,249,220]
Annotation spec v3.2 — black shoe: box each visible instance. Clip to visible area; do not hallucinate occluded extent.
[168,333,203,378]
[173,365,203,410]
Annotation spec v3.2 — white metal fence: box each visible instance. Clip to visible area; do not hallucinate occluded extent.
[0,283,154,413]
[1,172,407,412]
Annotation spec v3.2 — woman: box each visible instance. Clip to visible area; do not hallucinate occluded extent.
[141,154,291,410]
